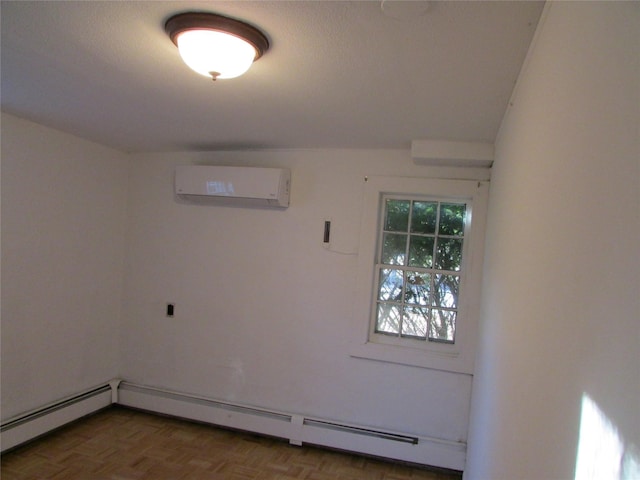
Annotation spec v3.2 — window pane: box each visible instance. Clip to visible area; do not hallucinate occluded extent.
[405,272,430,305]
[402,307,428,338]
[378,269,403,302]
[433,274,459,309]
[381,233,407,265]
[435,238,463,271]
[408,236,434,268]
[439,203,466,236]
[370,190,477,350]
[411,201,437,234]
[384,199,410,232]
[429,310,456,343]
[376,304,401,334]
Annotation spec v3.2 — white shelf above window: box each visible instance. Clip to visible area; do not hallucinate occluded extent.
[411,140,494,168]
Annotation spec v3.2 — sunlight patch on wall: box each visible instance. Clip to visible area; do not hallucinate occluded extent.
[575,394,639,480]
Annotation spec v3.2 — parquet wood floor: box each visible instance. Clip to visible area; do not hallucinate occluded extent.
[1,406,462,480]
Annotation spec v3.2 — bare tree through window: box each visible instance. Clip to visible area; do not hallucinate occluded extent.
[375,198,466,343]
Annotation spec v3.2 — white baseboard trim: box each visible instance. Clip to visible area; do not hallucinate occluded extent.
[0,383,114,452]
[117,382,465,471]
[0,381,466,471]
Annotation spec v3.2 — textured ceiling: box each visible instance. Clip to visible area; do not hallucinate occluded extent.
[1,1,544,153]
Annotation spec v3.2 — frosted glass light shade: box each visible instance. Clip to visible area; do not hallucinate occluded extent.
[176,30,257,80]
[165,12,269,82]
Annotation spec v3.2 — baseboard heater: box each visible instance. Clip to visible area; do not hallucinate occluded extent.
[117,382,465,470]
[0,383,114,452]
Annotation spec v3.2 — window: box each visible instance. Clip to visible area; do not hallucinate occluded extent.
[351,176,488,374]
[374,198,466,344]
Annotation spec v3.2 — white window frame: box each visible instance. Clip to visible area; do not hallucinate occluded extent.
[350,176,489,374]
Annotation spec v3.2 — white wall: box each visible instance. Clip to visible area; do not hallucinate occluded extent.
[6,4,637,473]
[466,3,639,479]
[1,113,128,419]
[120,149,475,444]
[1,113,477,459]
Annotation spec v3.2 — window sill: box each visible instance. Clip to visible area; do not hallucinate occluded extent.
[349,341,474,375]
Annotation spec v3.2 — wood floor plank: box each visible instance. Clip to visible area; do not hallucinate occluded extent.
[1,407,462,480]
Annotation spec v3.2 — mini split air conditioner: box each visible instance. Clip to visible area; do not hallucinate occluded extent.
[175,166,291,208]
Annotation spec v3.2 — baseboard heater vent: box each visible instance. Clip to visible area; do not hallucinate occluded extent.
[117,382,465,470]
[119,382,290,423]
[1,383,113,452]
[303,418,418,445]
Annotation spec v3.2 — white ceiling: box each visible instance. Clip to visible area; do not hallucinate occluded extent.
[1,1,544,153]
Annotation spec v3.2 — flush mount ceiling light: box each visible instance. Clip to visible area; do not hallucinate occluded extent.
[165,12,269,81]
